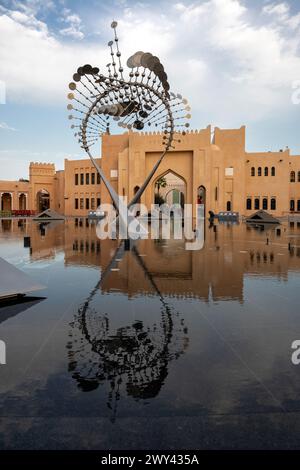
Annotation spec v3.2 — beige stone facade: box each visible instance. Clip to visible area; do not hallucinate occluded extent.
[1,126,300,217]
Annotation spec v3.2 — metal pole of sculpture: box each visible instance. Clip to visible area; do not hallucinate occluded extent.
[67,21,191,233]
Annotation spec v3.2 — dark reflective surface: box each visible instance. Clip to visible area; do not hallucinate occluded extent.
[1,218,300,449]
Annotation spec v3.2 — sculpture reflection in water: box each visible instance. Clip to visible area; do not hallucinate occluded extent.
[67,242,189,421]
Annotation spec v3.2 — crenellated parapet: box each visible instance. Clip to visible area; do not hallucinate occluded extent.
[29,162,56,177]
[125,128,206,137]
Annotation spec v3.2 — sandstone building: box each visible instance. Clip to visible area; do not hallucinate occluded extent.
[1,126,300,217]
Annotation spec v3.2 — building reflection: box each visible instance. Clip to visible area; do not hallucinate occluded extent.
[1,217,300,301]
[1,216,300,419]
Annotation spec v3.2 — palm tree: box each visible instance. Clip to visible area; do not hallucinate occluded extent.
[155,176,167,195]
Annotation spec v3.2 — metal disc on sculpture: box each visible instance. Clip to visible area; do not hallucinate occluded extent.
[110,104,119,116]
[139,110,148,118]
[140,52,153,68]
[82,64,93,74]
[153,63,164,75]
[133,120,144,130]
[147,56,160,71]
[126,55,136,68]
[132,51,144,68]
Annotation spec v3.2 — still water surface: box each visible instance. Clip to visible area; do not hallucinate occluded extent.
[0,218,300,449]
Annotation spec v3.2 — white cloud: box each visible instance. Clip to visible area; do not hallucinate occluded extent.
[0,0,300,127]
[64,14,81,26]
[13,0,56,16]
[60,25,84,39]
[0,12,105,104]
[263,2,290,18]
[114,0,300,124]
[9,10,49,32]
[263,2,300,30]
[59,8,84,39]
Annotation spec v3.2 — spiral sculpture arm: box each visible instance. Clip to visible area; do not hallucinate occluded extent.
[67,21,191,215]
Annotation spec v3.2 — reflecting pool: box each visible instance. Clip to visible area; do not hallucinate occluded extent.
[1,217,300,449]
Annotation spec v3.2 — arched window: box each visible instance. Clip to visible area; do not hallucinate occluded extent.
[246,198,252,210]
[290,171,296,182]
[271,166,275,176]
[263,198,268,210]
[19,193,26,210]
[271,198,276,210]
[254,198,260,210]
[227,201,231,211]
[258,167,262,176]
[298,171,300,182]
[251,167,255,176]
[290,199,295,211]
[264,167,268,176]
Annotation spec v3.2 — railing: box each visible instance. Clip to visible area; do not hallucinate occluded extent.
[0,210,37,218]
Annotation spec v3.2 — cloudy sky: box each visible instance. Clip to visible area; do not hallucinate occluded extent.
[0,0,300,179]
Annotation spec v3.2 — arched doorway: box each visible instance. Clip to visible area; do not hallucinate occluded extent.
[19,193,26,210]
[1,193,12,211]
[165,189,185,208]
[37,189,50,212]
[154,171,186,207]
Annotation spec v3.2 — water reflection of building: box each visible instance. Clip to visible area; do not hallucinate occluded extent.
[2,218,300,302]
[64,218,101,268]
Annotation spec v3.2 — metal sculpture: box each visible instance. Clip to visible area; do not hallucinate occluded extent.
[67,240,188,421]
[67,21,191,225]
